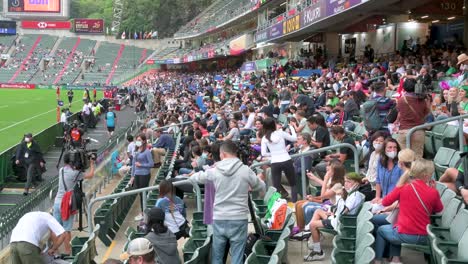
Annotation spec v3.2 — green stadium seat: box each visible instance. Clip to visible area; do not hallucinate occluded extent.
[440,189,457,209]
[428,209,468,251]
[355,247,376,264]
[253,240,286,263]
[426,124,448,157]
[433,228,468,264]
[436,182,448,196]
[71,243,88,264]
[434,148,456,179]
[431,198,463,227]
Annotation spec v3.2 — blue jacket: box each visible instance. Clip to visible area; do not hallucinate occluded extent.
[131,149,153,176]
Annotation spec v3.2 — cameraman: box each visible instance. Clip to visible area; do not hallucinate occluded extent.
[15,133,45,196]
[395,78,431,158]
[69,120,85,148]
[53,152,95,255]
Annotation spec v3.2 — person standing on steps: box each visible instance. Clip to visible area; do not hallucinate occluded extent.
[15,133,46,196]
[105,106,117,137]
[130,133,154,222]
[54,152,95,256]
[189,140,266,264]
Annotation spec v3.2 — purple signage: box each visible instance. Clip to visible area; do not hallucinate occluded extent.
[268,23,283,39]
[301,1,326,28]
[326,0,362,16]
[241,61,257,72]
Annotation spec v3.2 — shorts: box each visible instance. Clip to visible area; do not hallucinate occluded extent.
[53,202,74,231]
[107,126,115,132]
[321,219,333,229]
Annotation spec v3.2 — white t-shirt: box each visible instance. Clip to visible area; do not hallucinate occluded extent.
[261,128,297,163]
[127,141,135,158]
[82,104,90,115]
[11,212,65,247]
[330,191,363,229]
[60,113,67,123]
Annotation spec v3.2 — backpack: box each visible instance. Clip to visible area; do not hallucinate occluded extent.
[60,168,84,219]
[361,98,382,132]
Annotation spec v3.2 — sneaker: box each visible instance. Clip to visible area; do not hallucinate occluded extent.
[293,231,311,240]
[303,250,325,261]
[134,214,143,221]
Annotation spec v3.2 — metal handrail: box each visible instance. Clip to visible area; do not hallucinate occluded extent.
[86,179,201,235]
[250,143,359,198]
[406,113,468,152]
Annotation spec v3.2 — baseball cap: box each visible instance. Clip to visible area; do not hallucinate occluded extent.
[146,207,165,223]
[127,238,154,257]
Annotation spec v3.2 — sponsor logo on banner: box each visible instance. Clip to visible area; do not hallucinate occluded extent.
[283,15,300,35]
[326,0,362,16]
[255,29,268,42]
[269,23,284,39]
[301,1,326,27]
[146,59,155,65]
[74,19,104,33]
[241,62,257,72]
[22,20,71,29]
[0,83,36,89]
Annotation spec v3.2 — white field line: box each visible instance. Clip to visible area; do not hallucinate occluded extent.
[0,108,57,133]
[0,105,8,109]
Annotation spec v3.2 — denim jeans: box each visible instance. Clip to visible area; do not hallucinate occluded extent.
[371,214,390,236]
[375,224,427,260]
[212,219,248,264]
[179,168,193,175]
[303,202,322,225]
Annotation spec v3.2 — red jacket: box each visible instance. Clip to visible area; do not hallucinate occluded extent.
[382,179,443,235]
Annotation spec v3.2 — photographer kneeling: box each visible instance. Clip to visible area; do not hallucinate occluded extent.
[53,152,95,255]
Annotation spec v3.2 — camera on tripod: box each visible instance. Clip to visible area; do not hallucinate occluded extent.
[67,148,98,171]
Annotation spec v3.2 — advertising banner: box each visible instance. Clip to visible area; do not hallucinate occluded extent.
[255,29,268,43]
[269,23,284,39]
[282,15,300,35]
[241,61,257,72]
[0,83,36,89]
[146,59,155,65]
[326,0,362,16]
[301,1,326,28]
[8,0,61,13]
[0,20,16,35]
[73,19,104,33]
[21,20,71,29]
[229,34,254,56]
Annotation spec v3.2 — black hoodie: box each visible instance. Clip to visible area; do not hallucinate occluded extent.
[145,230,181,264]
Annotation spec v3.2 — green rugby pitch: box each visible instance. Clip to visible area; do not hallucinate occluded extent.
[0,89,102,153]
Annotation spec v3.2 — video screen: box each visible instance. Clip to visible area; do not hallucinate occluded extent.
[8,0,61,13]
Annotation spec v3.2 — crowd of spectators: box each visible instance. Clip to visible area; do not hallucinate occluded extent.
[108,43,468,263]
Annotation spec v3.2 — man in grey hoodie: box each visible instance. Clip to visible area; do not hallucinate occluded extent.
[190,140,266,264]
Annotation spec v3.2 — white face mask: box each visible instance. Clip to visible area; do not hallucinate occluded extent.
[24,137,31,143]
[386,151,397,159]
[461,64,466,71]
[135,141,143,147]
[217,116,222,121]
[373,143,383,151]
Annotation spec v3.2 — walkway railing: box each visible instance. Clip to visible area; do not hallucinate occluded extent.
[406,114,468,152]
[86,179,201,235]
[250,143,359,198]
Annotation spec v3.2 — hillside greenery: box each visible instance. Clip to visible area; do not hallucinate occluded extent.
[70,0,214,38]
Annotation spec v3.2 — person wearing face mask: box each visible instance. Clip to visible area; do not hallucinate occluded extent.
[372,138,403,205]
[363,132,386,188]
[131,134,154,222]
[304,172,364,261]
[456,53,468,84]
[15,133,46,195]
[374,159,443,264]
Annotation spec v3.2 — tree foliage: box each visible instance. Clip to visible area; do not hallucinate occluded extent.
[70,0,214,37]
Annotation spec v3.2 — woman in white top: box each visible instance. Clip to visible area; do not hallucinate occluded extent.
[261,117,298,202]
[363,131,386,188]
